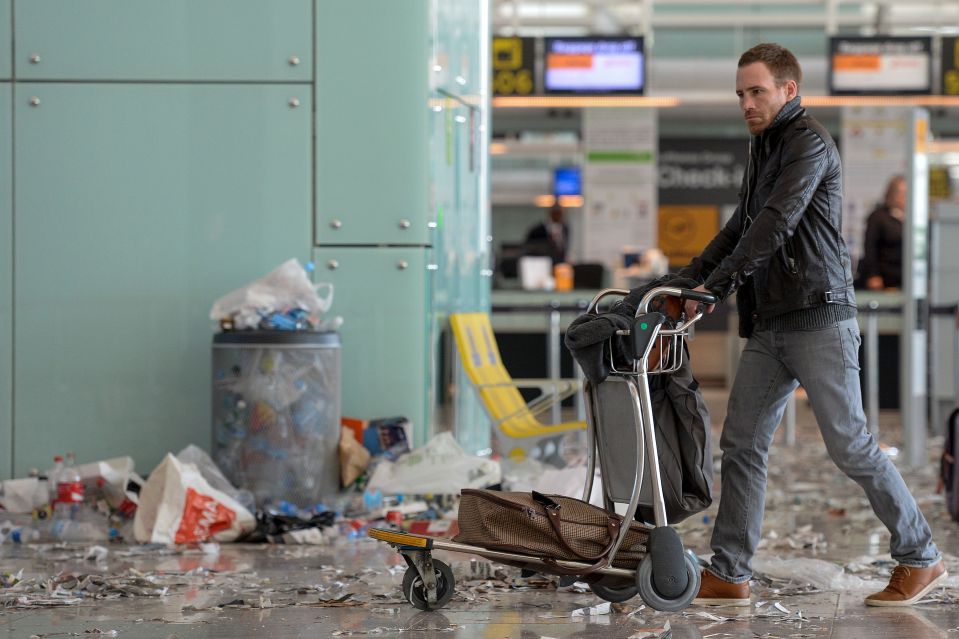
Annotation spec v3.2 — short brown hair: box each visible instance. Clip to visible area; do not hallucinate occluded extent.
[738,43,802,88]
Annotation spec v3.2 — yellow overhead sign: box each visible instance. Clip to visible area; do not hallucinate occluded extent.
[492,37,535,96]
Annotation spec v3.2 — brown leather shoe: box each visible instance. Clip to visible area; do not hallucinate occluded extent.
[692,570,750,606]
[864,561,947,607]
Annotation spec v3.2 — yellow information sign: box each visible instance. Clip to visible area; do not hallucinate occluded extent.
[492,37,536,96]
[658,205,720,267]
[929,166,951,201]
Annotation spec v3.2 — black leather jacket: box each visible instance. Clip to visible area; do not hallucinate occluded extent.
[680,97,856,336]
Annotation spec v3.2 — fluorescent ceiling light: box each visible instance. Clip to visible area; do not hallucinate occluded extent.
[498,2,589,19]
[909,26,959,34]
[493,96,680,108]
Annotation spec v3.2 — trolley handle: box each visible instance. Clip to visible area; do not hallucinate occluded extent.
[679,289,717,306]
[586,286,717,319]
[636,286,715,334]
[584,288,630,315]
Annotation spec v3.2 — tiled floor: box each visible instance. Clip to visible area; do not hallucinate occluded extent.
[1,389,958,638]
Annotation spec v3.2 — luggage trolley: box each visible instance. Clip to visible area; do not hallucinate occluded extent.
[368,286,717,612]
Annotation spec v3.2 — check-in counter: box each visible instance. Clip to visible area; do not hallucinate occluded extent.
[853,290,904,413]
[490,289,594,333]
[854,290,904,332]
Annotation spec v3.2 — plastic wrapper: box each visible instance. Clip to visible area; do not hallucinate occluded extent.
[243,502,337,544]
[212,340,340,508]
[501,458,603,505]
[366,433,501,495]
[209,258,333,330]
[74,456,141,516]
[751,556,885,592]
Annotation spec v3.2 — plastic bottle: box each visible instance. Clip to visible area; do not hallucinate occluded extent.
[58,453,85,513]
[49,453,103,542]
[363,488,383,514]
[52,453,84,536]
[47,455,64,507]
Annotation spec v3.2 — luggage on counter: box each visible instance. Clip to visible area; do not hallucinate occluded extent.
[453,489,651,572]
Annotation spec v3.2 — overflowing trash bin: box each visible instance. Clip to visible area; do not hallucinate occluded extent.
[212,330,341,509]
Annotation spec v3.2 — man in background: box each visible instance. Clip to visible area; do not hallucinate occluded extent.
[525,204,569,265]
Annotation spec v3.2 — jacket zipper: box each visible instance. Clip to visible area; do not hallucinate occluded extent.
[782,240,799,274]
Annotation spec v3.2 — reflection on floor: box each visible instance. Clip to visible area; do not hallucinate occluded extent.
[1,389,957,638]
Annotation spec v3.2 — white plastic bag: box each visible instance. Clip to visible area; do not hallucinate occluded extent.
[75,456,134,492]
[176,445,255,514]
[0,478,45,514]
[134,454,255,545]
[366,432,501,495]
[209,258,334,329]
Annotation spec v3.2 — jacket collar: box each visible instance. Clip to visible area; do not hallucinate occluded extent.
[758,96,803,141]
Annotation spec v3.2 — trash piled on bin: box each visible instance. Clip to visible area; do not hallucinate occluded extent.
[209,258,338,332]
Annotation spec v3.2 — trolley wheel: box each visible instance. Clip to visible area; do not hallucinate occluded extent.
[636,551,700,612]
[402,560,455,611]
[589,577,639,603]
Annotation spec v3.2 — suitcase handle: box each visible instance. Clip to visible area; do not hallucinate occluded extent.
[532,492,621,563]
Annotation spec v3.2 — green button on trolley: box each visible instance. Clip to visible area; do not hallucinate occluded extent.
[640,322,648,330]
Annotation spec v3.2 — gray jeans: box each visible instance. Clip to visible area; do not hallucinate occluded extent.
[707,317,940,584]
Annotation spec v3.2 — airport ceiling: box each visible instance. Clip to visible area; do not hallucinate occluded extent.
[491,1,959,37]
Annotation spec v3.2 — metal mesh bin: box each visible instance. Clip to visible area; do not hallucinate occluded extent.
[212,331,341,508]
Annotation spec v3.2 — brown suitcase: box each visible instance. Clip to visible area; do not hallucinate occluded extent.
[453,489,651,571]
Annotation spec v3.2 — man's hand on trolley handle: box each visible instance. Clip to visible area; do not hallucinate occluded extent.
[683,285,716,319]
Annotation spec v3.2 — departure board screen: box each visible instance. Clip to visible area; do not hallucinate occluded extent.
[544,37,645,95]
[829,37,932,95]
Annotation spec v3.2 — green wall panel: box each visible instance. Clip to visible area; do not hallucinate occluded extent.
[0,83,10,478]
[13,84,311,476]
[311,247,431,445]
[0,0,9,80]
[15,0,311,81]
[315,0,430,245]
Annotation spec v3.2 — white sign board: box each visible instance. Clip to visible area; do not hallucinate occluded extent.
[840,106,911,263]
[580,108,657,267]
